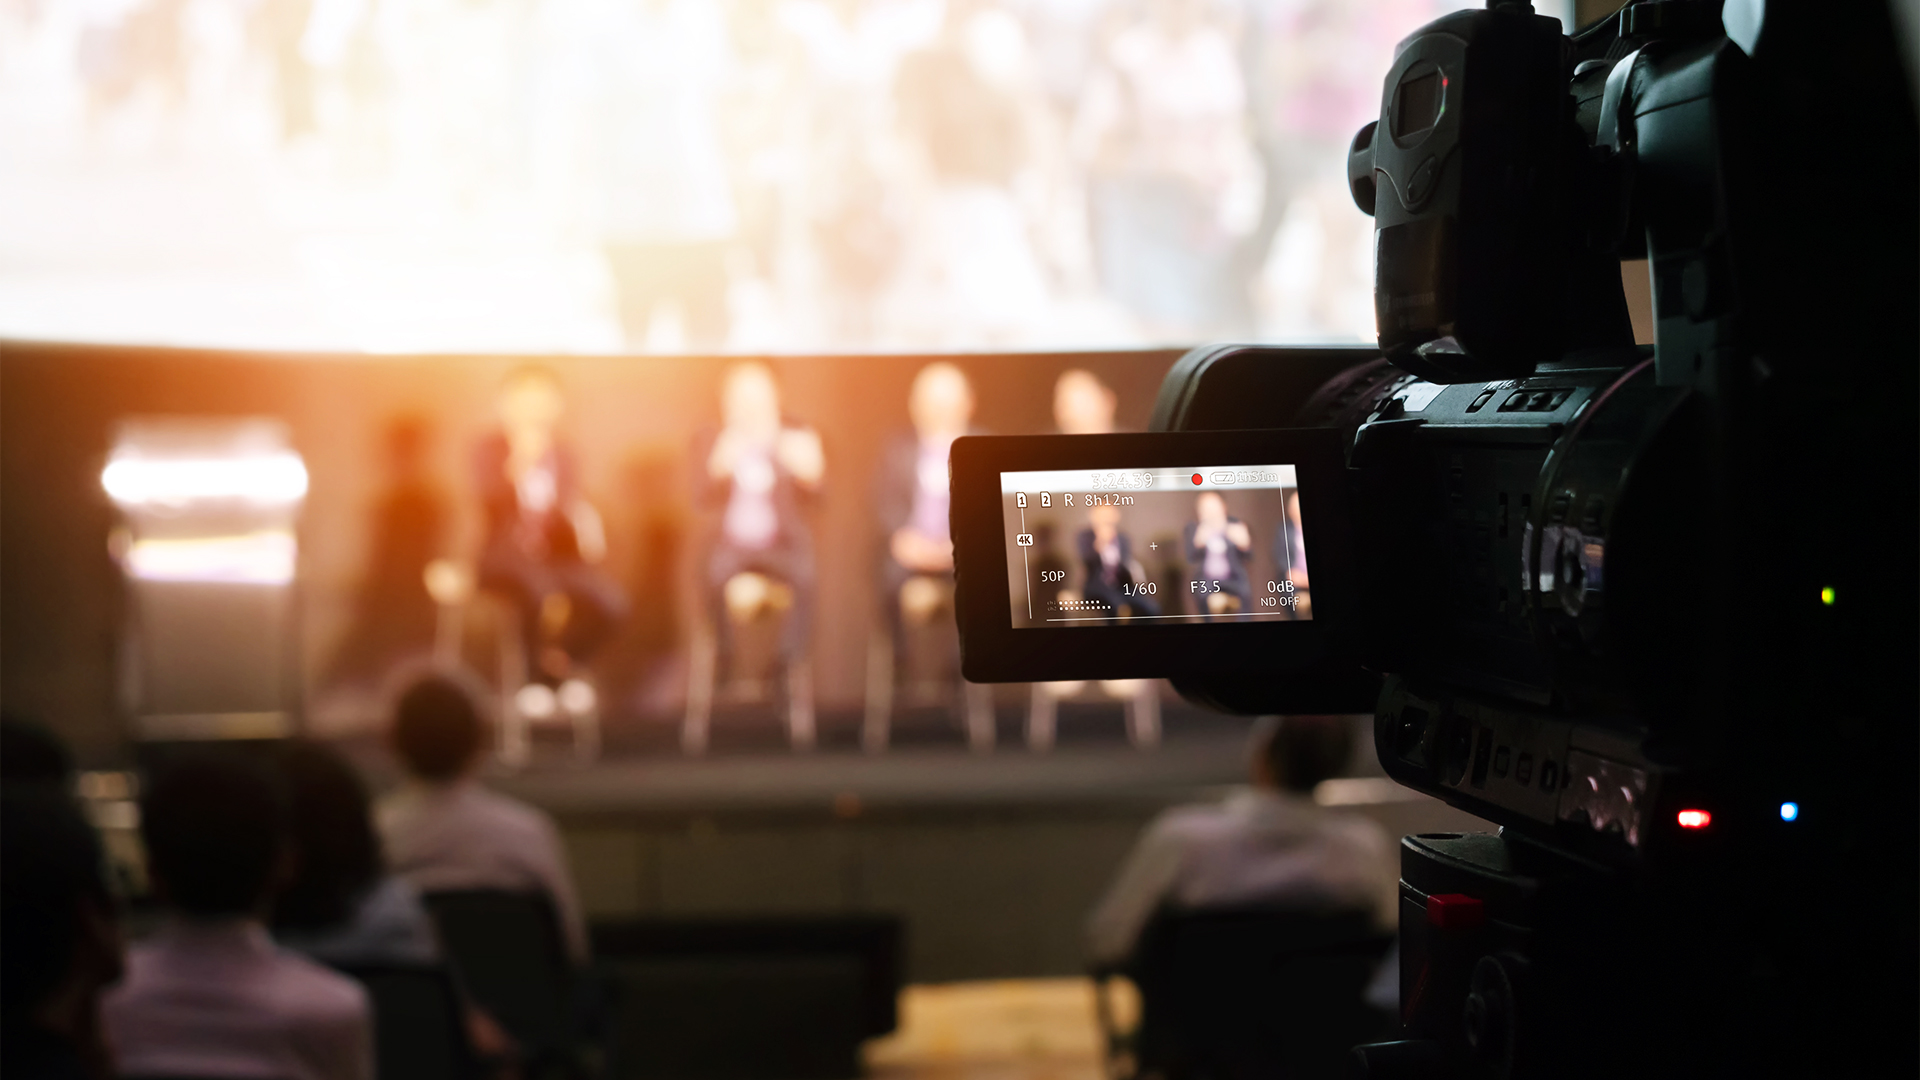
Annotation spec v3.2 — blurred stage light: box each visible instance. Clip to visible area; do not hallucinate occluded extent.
[102,452,308,506]
[1676,809,1712,829]
[125,531,297,585]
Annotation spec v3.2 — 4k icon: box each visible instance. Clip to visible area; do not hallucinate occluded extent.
[1016,533,1034,547]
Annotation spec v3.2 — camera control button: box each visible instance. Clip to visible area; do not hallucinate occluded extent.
[1406,156,1438,206]
[1498,391,1527,412]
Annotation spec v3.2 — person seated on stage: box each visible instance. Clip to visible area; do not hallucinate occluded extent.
[1276,487,1311,618]
[3,787,124,1080]
[475,365,629,707]
[103,751,373,1080]
[875,362,979,646]
[272,741,438,968]
[377,674,589,963]
[1085,716,1394,966]
[1077,502,1161,620]
[1184,491,1254,618]
[696,361,825,667]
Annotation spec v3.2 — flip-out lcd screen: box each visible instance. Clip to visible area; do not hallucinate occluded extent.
[999,465,1312,629]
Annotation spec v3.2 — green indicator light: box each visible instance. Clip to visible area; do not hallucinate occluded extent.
[1820,586,1836,606]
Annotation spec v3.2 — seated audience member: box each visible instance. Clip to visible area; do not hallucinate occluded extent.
[275,740,516,1062]
[2,788,124,1080]
[377,674,589,962]
[103,752,372,1080]
[273,741,438,967]
[1,713,75,789]
[1086,716,1394,965]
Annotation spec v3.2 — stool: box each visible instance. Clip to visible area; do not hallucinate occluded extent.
[1025,679,1161,752]
[682,571,814,756]
[861,575,994,754]
[425,559,601,769]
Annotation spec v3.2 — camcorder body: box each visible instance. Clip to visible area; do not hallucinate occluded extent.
[950,1,1917,1074]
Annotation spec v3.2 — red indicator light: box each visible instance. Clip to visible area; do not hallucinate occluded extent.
[1191,473,1203,485]
[1676,809,1712,830]
[1426,892,1485,931]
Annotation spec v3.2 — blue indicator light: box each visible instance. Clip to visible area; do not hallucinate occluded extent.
[1779,802,1799,822]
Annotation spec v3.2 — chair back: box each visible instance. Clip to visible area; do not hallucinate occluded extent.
[334,962,478,1080]
[1131,906,1390,1080]
[423,889,577,1056]
[591,916,905,1080]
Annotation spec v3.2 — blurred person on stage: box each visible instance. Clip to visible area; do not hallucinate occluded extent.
[875,362,980,652]
[1276,487,1310,618]
[377,673,588,963]
[1052,367,1120,435]
[103,752,372,1080]
[1086,716,1393,965]
[1184,490,1253,618]
[696,362,826,671]
[476,366,629,711]
[3,786,124,1080]
[1077,502,1159,621]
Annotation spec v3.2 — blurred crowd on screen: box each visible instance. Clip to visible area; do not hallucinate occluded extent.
[0,0,1498,351]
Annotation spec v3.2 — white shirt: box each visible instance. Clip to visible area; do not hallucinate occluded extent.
[103,918,372,1080]
[721,448,781,550]
[1086,787,1396,964]
[377,780,589,963]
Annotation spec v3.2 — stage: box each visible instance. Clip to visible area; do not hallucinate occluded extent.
[326,711,1491,983]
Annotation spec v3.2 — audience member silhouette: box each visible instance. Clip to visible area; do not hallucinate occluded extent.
[696,362,826,670]
[1077,502,1161,620]
[875,362,980,652]
[272,741,438,967]
[475,366,630,690]
[274,740,513,1062]
[1086,716,1393,964]
[2,787,123,1080]
[103,751,373,1080]
[376,674,588,962]
[1,713,75,789]
[1184,491,1254,617]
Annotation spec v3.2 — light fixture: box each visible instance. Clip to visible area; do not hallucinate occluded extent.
[102,452,309,507]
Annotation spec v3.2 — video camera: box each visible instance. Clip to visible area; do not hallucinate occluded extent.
[952,1,1917,1075]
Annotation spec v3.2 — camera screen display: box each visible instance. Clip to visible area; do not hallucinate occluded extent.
[999,466,1312,629]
